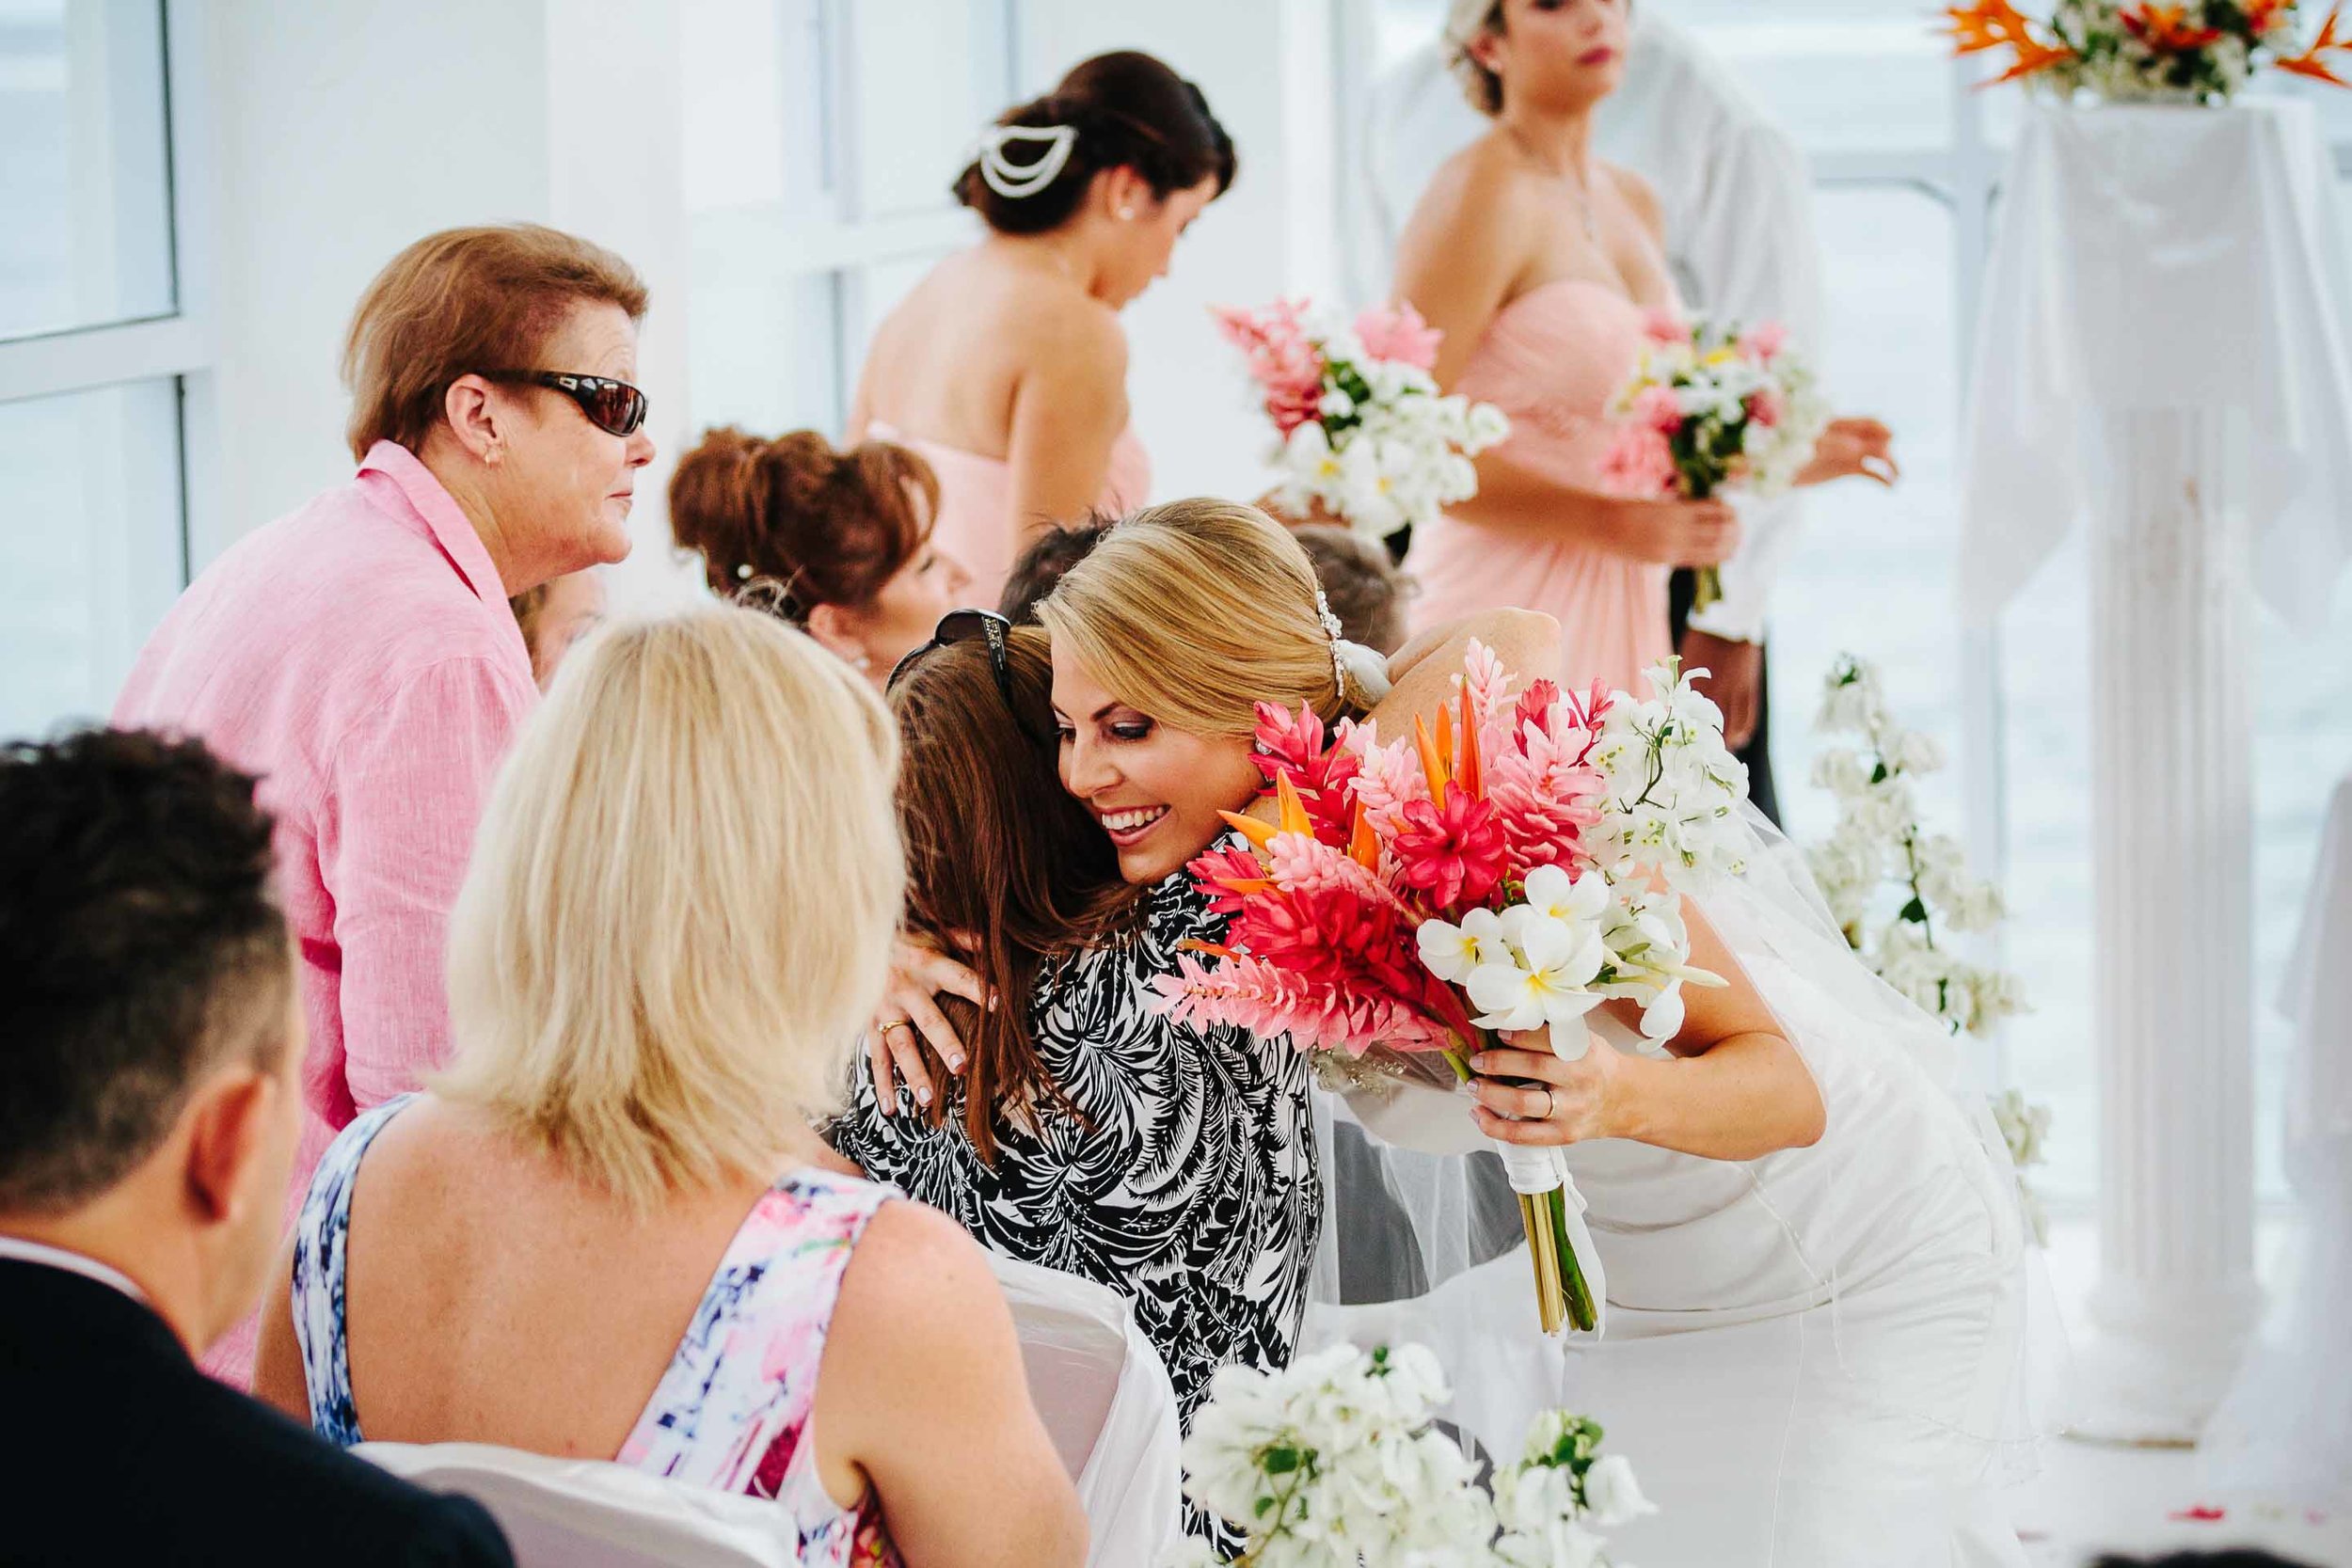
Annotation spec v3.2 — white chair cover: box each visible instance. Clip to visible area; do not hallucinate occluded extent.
[983,1250,1184,1568]
[356,1443,803,1568]
[358,1254,1181,1568]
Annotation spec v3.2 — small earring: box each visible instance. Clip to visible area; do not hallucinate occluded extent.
[1118,204,1136,221]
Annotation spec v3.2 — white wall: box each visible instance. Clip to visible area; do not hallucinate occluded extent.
[189,0,696,609]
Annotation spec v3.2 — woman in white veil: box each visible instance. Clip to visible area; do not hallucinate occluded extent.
[1309,797,2064,1568]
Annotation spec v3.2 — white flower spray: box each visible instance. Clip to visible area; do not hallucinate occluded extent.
[1167,1342,1655,1568]
[1807,652,2050,1242]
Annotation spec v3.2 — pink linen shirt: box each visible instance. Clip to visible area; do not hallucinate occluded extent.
[115,441,536,1322]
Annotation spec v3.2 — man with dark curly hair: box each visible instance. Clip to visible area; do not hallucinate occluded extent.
[0,727,513,1566]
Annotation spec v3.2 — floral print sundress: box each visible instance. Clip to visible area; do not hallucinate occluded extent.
[292,1094,901,1566]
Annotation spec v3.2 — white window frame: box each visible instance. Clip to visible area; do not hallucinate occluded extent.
[0,0,217,569]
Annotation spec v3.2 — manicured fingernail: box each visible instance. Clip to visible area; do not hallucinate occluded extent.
[916,1087,932,1106]
[946,1055,966,1073]
[1469,1053,1495,1071]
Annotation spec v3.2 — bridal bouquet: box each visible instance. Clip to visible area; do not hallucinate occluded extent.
[1166,1340,1654,1568]
[1154,644,1748,1336]
[1600,312,1828,615]
[1213,298,1510,541]
[1943,0,2352,99]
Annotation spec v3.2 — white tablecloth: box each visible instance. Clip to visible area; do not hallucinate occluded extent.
[2201,772,2352,1510]
[1961,100,2352,633]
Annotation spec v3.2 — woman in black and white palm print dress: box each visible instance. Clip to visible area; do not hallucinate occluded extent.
[825,861,1322,1438]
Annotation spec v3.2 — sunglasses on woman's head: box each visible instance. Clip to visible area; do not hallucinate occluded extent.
[888,609,1053,744]
[483,371,648,437]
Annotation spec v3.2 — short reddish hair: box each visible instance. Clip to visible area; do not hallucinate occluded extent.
[341,224,648,460]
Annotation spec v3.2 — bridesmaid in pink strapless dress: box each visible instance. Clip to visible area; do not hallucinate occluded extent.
[1406,278,1669,696]
[868,421,1152,609]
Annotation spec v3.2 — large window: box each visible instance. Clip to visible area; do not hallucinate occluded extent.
[1362,0,2352,1210]
[0,0,199,734]
[681,0,1013,440]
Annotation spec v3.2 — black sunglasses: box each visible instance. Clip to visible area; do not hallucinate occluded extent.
[888,610,1053,743]
[484,371,648,437]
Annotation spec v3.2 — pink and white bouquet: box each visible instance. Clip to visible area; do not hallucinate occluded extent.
[1153,643,1748,1336]
[1214,298,1510,541]
[1601,312,1828,614]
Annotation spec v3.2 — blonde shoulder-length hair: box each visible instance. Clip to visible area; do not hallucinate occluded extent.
[436,604,903,1211]
[1034,498,1346,738]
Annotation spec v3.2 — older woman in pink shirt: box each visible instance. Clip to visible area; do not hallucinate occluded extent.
[115,224,656,1382]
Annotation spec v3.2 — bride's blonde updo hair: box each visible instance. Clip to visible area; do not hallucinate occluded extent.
[1034,499,1347,738]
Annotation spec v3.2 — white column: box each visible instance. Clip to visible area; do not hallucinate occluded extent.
[2074,406,2265,1443]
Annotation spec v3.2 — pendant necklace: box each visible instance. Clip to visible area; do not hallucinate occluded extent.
[1506,123,1599,244]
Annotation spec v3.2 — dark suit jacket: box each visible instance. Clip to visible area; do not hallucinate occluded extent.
[0,1258,515,1567]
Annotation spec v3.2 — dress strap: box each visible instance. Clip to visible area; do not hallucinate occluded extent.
[290,1093,417,1446]
[616,1168,895,1499]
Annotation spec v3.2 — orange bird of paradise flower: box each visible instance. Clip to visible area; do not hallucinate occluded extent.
[2119,4,2223,51]
[1941,0,2078,83]
[2278,4,2352,87]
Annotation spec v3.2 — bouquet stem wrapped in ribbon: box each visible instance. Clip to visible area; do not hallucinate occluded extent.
[1154,644,1753,1337]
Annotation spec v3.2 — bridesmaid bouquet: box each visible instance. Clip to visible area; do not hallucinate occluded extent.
[1153,643,1748,1337]
[1942,0,2352,100]
[1213,298,1510,541]
[1167,1339,1654,1567]
[1601,312,1828,615]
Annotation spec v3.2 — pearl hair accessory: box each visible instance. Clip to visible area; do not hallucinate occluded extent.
[977,124,1077,199]
[1315,587,1394,705]
[1118,204,1136,220]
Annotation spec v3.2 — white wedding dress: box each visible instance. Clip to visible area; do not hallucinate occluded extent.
[1309,822,2062,1568]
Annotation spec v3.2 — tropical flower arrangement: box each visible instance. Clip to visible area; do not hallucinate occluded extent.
[1600,313,1828,615]
[1154,646,1750,1336]
[1943,0,2352,100]
[1163,1340,1655,1568]
[1214,298,1511,542]
[1807,655,2052,1241]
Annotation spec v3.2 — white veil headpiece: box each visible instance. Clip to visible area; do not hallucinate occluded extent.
[977,124,1077,200]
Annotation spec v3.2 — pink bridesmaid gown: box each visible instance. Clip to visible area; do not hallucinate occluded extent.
[1406,278,1671,695]
[868,421,1152,610]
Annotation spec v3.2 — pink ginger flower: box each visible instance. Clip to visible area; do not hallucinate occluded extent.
[1214,301,1328,436]
[1454,638,1515,727]
[1600,423,1677,498]
[1355,301,1443,372]
[1745,386,1785,430]
[1745,321,1788,363]
[1632,384,1686,436]
[1344,728,1433,839]
[1265,832,1411,915]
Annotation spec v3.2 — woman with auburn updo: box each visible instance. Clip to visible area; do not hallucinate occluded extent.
[669,427,971,686]
[114,223,656,1385]
[254,606,1085,1568]
[849,51,1233,605]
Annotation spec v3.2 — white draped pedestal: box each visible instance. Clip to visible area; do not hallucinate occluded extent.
[1962,101,2352,1444]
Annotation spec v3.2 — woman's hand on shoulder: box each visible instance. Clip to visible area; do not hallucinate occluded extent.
[866,934,987,1116]
[820,1202,1088,1568]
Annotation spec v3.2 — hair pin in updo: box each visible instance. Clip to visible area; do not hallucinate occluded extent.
[977,123,1077,199]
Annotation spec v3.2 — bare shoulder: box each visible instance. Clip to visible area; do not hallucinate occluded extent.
[1602,161,1665,241]
[1011,278,1127,388]
[1410,132,1537,239]
[830,1197,1009,1354]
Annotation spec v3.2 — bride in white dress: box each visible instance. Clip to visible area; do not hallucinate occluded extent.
[1316,800,2057,1568]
